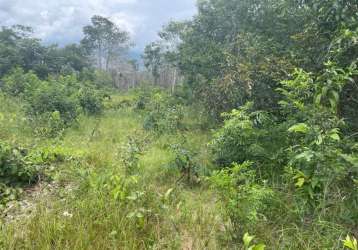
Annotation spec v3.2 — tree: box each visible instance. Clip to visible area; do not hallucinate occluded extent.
[143,22,185,91]
[81,15,130,71]
[156,0,358,123]
[143,42,162,84]
[0,25,91,79]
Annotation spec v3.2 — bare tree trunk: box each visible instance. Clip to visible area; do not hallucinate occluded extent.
[171,68,177,94]
[98,41,103,70]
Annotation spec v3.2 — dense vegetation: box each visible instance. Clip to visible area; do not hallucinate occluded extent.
[0,0,358,249]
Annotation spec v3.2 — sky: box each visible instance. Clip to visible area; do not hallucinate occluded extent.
[0,0,197,54]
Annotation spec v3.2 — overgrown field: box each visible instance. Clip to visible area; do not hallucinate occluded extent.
[1,1,358,249]
[0,85,357,249]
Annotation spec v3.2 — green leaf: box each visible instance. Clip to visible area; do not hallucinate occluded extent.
[288,123,309,133]
[295,177,305,188]
[243,233,254,247]
[127,212,136,218]
[164,188,174,200]
[315,94,322,105]
[315,134,323,145]
[252,244,266,250]
[295,151,314,162]
[343,235,358,250]
[331,90,339,102]
[329,133,340,141]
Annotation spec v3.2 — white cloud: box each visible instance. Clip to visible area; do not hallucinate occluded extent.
[0,0,196,52]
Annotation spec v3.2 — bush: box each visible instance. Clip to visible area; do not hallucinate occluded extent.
[169,143,200,184]
[0,141,40,207]
[30,111,66,137]
[0,141,38,186]
[210,102,288,171]
[1,69,106,136]
[78,88,104,115]
[119,132,149,174]
[1,67,41,96]
[26,80,79,125]
[278,66,358,220]
[142,91,185,133]
[210,162,274,234]
[210,62,358,230]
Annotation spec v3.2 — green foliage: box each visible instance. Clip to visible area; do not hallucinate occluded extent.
[0,142,38,186]
[0,25,90,78]
[31,111,66,138]
[210,162,274,234]
[279,64,358,210]
[26,76,80,125]
[243,232,266,250]
[211,102,287,169]
[169,142,199,184]
[1,67,40,97]
[1,0,358,248]
[343,235,358,250]
[0,141,40,208]
[1,69,105,137]
[210,61,358,240]
[119,132,149,174]
[78,87,104,115]
[141,90,185,133]
[157,0,358,123]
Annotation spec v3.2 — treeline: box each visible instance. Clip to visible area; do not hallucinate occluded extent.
[0,16,144,89]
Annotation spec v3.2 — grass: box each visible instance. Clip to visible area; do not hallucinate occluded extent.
[0,92,354,250]
[0,93,226,250]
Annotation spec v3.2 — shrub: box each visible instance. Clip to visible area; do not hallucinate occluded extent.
[0,141,37,186]
[1,67,41,96]
[279,66,358,219]
[210,102,288,171]
[0,141,40,207]
[2,69,106,135]
[78,88,104,115]
[142,91,185,133]
[26,81,79,125]
[30,111,66,137]
[210,162,274,234]
[210,62,358,229]
[119,132,149,174]
[169,143,200,184]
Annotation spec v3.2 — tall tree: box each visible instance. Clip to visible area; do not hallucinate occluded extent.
[81,15,130,71]
[143,42,162,84]
[159,0,358,121]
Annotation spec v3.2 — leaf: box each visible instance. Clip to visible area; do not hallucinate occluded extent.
[164,188,174,200]
[136,212,144,218]
[315,134,323,145]
[329,98,337,109]
[243,232,254,247]
[329,133,340,141]
[315,94,322,105]
[331,90,339,102]
[127,212,136,218]
[343,235,358,250]
[295,151,314,162]
[341,154,358,167]
[288,123,309,133]
[252,244,266,250]
[295,177,305,188]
